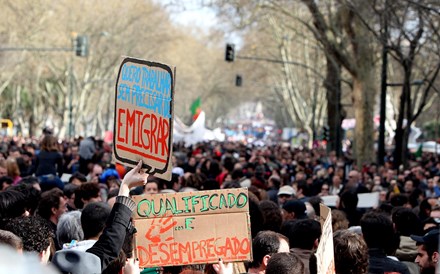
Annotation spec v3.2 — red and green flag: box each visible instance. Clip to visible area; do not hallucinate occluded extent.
[190,97,201,121]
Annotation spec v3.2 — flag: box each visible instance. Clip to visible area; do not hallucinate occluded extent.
[190,97,201,121]
[414,143,423,158]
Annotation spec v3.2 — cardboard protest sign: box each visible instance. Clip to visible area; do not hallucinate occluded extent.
[315,204,335,274]
[132,188,252,268]
[113,57,174,180]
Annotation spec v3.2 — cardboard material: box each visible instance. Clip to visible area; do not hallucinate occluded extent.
[113,57,174,180]
[315,204,335,274]
[132,188,252,267]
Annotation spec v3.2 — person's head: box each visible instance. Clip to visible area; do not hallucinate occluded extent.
[144,179,159,194]
[5,158,20,178]
[332,209,349,232]
[288,219,321,250]
[56,211,83,247]
[282,200,307,221]
[4,216,54,263]
[0,176,13,191]
[347,170,359,186]
[89,164,103,183]
[0,229,23,252]
[248,230,290,271]
[81,202,111,240]
[392,207,423,236]
[0,159,7,177]
[265,252,304,274]
[268,175,281,189]
[9,181,41,215]
[74,182,101,209]
[277,185,295,206]
[37,188,67,224]
[0,190,28,228]
[411,229,439,273]
[259,200,283,233]
[338,190,358,211]
[63,183,78,210]
[333,175,342,186]
[40,135,58,152]
[360,211,395,251]
[333,229,369,274]
[68,172,87,186]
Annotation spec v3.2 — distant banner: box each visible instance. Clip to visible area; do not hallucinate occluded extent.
[113,57,174,180]
[132,188,252,267]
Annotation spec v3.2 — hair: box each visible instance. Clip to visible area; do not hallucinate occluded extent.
[63,183,78,199]
[332,209,349,232]
[68,172,87,184]
[6,158,20,178]
[360,211,394,250]
[268,176,281,189]
[81,202,111,239]
[259,200,283,233]
[4,216,53,253]
[0,229,23,250]
[265,252,304,274]
[56,211,84,246]
[288,219,321,250]
[390,194,409,207]
[74,182,100,209]
[37,188,64,220]
[391,207,423,236]
[0,176,13,189]
[333,229,369,274]
[339,190,358,210]
[248,230,289,269]
[107,188,119,200]
[0,190,27,229]
[40,135,58,152]
[8,182,41,215]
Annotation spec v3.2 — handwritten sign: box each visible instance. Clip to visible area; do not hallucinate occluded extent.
[132,188,252,267]
[113,57,174,180]
[315,204,335,274]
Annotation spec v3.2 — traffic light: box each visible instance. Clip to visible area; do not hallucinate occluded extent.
[75,35,89,57]
[225,43,235,62]
[323,126,329,141]
[235,75,242,87]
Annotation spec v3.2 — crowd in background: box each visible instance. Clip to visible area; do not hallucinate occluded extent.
[0,132,439,274]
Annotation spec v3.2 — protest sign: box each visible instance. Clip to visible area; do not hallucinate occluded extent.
[315,204,335,274]
[113,57,174,180]
[132,188,252,268]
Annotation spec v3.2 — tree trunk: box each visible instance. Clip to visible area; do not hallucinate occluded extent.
[393,63,412,168]
[324,57,342,156]
[352,73,376,166]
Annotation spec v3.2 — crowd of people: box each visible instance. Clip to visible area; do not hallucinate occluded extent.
[0,133,439,274]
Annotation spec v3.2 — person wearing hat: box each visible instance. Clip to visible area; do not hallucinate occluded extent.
[282,200,308,221]
[277,185,295,208]
[411,229,439,274]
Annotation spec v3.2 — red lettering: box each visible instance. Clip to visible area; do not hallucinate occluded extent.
[159,118,169,156]
[159,243,170,264]
[179,242,192,264]
[205,238,215,258]
[148,244,160,265]
[150,113,158,154]
[169,242,179,264]
[117,109,125,143]
[126,108,136,143]
[137,246,149,266]
[141,113,150,150]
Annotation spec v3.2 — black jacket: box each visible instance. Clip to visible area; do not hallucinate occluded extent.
[367,248,410,274]
[87,196,136,271]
